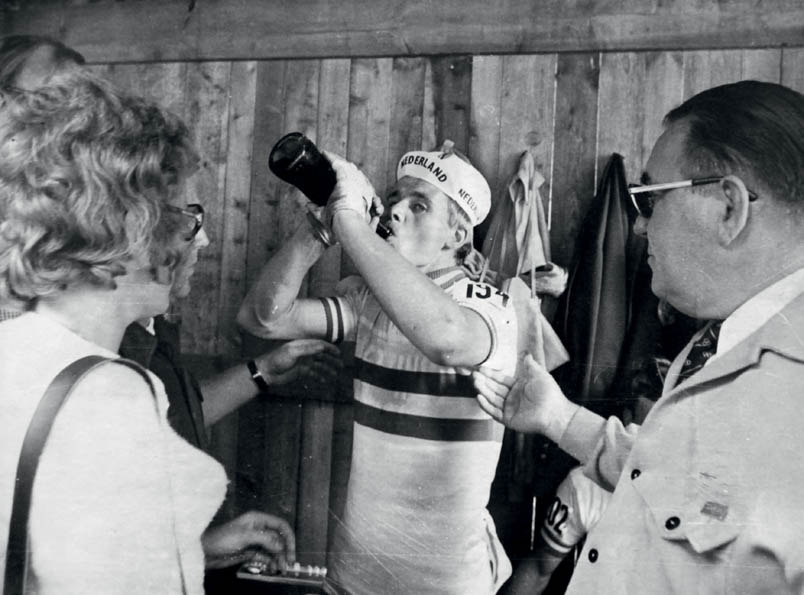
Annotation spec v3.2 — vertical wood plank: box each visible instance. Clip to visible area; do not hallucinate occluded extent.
[597,49,686,188]
[639,52,685,170]
[206,60,258,514]
[421,60,437,152]
[347,58,394,195]
[741,48,782,83]
[430,55,473,154]
[296,58,351,567]
[386,57,428,183]
[237,60,289,515]
[298,398,336,565]
[217,61,258,358]
[682,49,745,99]
[327,345,356,559]
[234,397,267,513]
[781,47,804,94]
[259,59,322,525]
[496,54,557,225]
[549,52,600,270]
[308,59,351,300]
[276,58,322,259]
[178,61,232,356]
[342,57,393,277]
[469,55,504,197]
[245,61,288,285]
[597,52,645,184]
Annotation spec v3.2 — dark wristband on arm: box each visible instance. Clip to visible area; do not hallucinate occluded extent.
[247,360,270,394]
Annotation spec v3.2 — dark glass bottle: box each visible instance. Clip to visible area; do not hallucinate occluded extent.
[269,132,337,207]
[268,132,390,239]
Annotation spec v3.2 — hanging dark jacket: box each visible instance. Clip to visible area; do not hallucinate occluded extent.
[554,153,651,417]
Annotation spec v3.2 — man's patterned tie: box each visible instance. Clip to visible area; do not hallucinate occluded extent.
[675,321,723,386]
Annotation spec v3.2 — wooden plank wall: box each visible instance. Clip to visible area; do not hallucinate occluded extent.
[8,0,804,59]
[89,45,804,563]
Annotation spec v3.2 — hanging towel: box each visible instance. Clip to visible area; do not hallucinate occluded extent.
[482,150,550,278]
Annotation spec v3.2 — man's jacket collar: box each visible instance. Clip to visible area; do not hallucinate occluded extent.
[671,292,804,395]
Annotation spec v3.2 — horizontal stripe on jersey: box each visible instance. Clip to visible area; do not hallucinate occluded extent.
[355,357,474,397]
[354,400,500,442]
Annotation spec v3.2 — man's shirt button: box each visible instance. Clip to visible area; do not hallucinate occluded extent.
[588,548,599,563]
[665,516,681,530]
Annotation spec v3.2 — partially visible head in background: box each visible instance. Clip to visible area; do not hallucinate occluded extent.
[0,34,85,90]
[0,70,199,316]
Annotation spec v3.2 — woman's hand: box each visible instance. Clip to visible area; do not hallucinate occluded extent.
[201,510,296,570]
[473,354,578,439]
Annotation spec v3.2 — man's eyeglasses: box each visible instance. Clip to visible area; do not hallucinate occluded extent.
[627,177,758,218]
[165,203,205,240]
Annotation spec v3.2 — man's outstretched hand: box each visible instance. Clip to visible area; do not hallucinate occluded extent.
[473,354,578,439]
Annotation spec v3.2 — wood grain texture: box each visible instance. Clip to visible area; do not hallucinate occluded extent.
[326,346,356,560]
[347,58,394,196]
[469,55,505,246]
[386,57,428,184]
[296,58,351,568]
[178,61,232,356]
[469,55,504,197]
[638,51,685,172]
[741,49,782,83]
[782,47,804,94]
[296,400,335,566]
[341,57,393,277]
[8,0,804,62]
[236,60,289,518]
[430,56,473,157]
[421,60,438,155]
[683,49,750,100]
[549,52,600,270]
[217,60,258,358]
[257,59,324,525]
[309,59,350,300]
[245,60,288,285]
[597,52,645,183]
[497,54,558,232]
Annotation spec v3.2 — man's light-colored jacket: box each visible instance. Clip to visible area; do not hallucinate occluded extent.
[560,293,804,594]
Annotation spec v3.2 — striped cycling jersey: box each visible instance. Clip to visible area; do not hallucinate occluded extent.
[323,266,517,595]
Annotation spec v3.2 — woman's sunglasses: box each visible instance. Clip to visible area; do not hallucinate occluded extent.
[165,203,205,240]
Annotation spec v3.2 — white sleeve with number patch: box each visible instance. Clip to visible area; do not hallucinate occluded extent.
[451,277,517,374]
[541,466,613,555]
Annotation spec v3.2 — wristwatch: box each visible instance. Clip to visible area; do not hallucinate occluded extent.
[247,360,270,394]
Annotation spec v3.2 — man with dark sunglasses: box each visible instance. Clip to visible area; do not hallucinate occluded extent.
[474,80,804,594]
